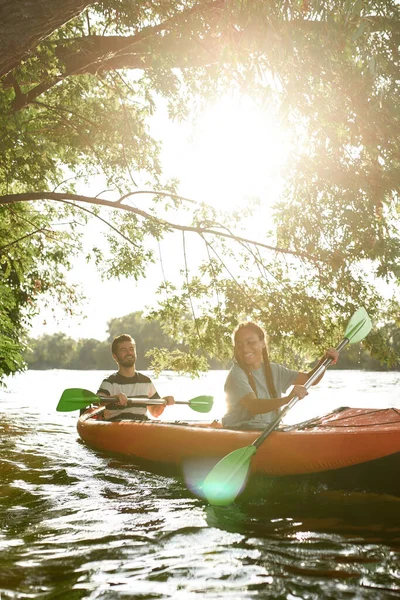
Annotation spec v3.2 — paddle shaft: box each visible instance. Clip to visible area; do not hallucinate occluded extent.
[100,397,176,407]
[252,337,349,449]
[98,397,212,408]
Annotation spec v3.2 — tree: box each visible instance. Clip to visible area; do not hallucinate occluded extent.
[25,333,77,369]
[332,322,399,371]
[0,1,92,78]
[23,310,230,370]
[24,311,400,371]
[106,311,193,370]
[70,338,103,369]
[0,202,84,378]
[1,1,399,382]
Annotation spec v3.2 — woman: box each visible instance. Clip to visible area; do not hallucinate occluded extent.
[222,321,339,429]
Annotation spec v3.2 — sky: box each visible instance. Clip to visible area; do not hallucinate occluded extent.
[29,95,291,341]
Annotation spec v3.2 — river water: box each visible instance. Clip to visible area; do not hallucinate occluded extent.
[1,369,399,599]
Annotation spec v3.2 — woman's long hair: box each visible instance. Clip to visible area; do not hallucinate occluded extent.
[233,322,277,399]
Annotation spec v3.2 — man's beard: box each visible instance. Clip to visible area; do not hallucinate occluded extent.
[119,356,136,367]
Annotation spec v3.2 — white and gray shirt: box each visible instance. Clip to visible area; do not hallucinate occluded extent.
[222,362,298,429]
[97,371,159,421]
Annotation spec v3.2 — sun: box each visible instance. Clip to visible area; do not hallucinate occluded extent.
[161,95,292,214]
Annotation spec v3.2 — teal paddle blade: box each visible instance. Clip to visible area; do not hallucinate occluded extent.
[201,445,257,506]
[188,395,214,413]
[57,388,98,412]
[344,307,372,344]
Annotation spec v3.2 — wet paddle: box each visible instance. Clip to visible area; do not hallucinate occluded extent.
[57,388,214,414]
[201,307,372,506]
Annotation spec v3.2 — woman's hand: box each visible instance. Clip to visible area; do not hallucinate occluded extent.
[288,385,309,401]
[324,348,339,365]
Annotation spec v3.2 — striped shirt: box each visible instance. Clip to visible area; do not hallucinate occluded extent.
[97,372,160,421]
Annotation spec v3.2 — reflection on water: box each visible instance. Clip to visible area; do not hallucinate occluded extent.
[0,370,399,599]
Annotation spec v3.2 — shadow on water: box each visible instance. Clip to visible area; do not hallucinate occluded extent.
[201,478,400,599]
[205,477,400,546]
[84,445,400,548]
[182,452,400,548]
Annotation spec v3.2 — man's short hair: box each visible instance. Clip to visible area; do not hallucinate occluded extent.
[111,334,136,355]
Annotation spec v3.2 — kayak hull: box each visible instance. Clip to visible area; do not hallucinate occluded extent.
[77,407,400,479]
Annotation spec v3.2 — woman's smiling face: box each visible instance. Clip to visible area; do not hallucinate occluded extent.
[234,327,265,370]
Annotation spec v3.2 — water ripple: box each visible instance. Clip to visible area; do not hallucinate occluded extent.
[1,370,399,599]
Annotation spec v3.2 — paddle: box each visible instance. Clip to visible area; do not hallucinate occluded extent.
[201,307,372,506]
[56,388,214,414]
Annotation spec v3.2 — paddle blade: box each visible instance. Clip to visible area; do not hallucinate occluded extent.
[200,445,256,506]
[344,307,372,344]
[188,395,214,413]
[56,388,98,412]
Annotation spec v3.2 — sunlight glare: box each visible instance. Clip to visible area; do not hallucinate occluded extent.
[179,97,291,212]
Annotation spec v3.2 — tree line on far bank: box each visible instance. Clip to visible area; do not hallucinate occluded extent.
[24,312,400,372]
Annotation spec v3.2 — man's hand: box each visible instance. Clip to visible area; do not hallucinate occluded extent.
[114,393,128,406]
[163,396,175,406]
[149,396,175,418]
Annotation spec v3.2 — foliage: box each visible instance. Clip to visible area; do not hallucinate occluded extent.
[0,203,84,381]
[24,312,399,372]
[1,1,400,381]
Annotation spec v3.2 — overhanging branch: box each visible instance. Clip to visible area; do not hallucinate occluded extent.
[0,190,323,263]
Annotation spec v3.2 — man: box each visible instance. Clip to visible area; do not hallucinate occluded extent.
[97,334,174,421]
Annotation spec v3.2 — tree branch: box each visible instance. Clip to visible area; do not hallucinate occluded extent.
[0,191,325,263]
[8,0,227,111]
[0,0,93,78]
[10,10,400,112]
[0,228,52,253]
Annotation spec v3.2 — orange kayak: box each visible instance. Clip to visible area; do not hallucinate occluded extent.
[77,407,400,479]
